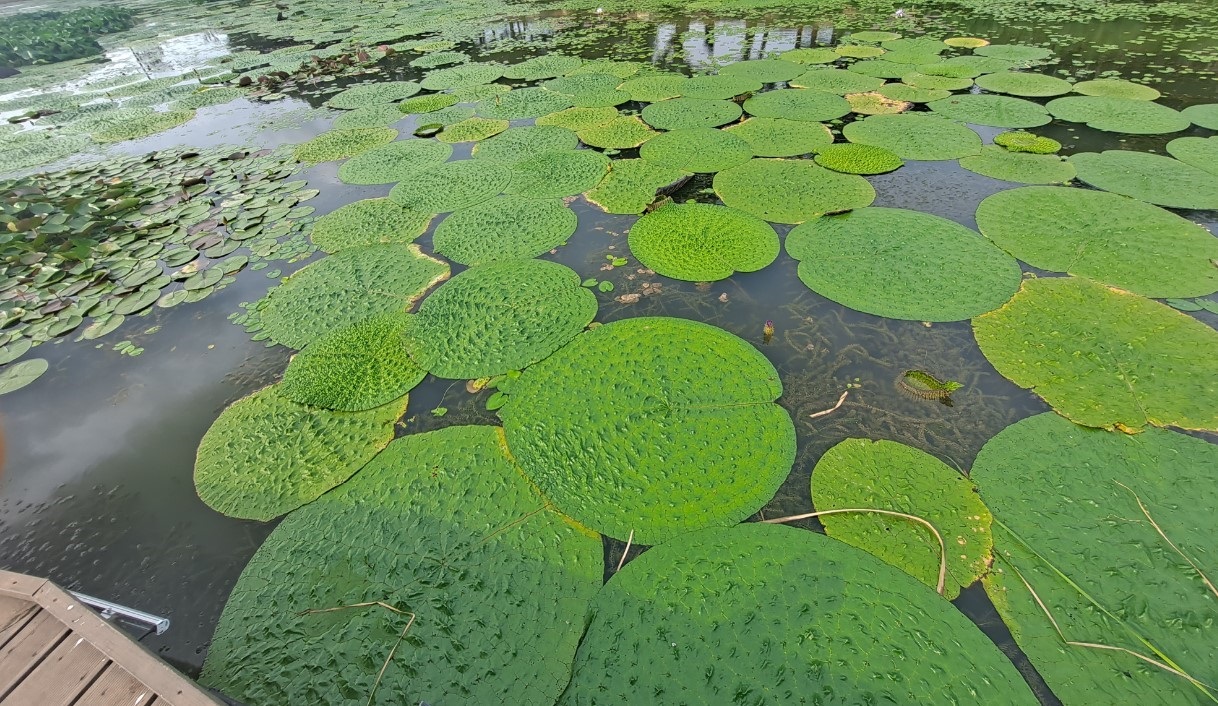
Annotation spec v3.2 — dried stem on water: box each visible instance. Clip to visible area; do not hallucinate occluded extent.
[807,390,849,420]
[299,601,418,706]
[615,529,635,572]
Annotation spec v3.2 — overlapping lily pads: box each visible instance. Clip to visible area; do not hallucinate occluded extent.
[789,68,885,94]
[959,146,1076,184]
[742,89,852,122]
[309,198,434,253]
[535,106,619,131]
[437,117,509,143]
[336,138,452,184]
[471,125,578,164]
[584,159,689,214]
[1182,103,1218,130]
[432,196,577,265]
[476,87,573,120]
[1165,136,1218,176]
[293,127,398,163]
[420,63,504,90]
[680,74,760,100]
[713,158,876,223]
[640,97,742,130]
[843,114,982,160]
[718,58,803,83]
[723,117,833,157]
[504,149,610,198]
[928,94,1051,128]
[1046,96,1189,134]
[326,81,421,109]
[502,54,582,80]
[1069,150,1218,209]
[1072,78,1160,100]
[388,160,510,212]
[576,116,659,149]
[627,203,779,281]
[639,128,752,173]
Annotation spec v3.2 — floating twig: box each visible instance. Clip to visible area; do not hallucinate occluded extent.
[615,529,635,573]
[299,601,417,706]
[808,390,849,420]
[1116,481,1217,600]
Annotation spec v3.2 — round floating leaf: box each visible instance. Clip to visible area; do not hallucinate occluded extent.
[742,88,851,122]
[331,104,402,129]
[294,128,397,163]
[388,160,511,213]
[402,260,595,379]
[723,117,833,157]
[876,82,951,103]
[639,128,752,173]
[959,146,1076,184]
[718,58,803,83]
[327,82,421,109]
[1182,103,1218,130]
[928,94,1051,128]
[789,68,885,94]
[417,105,474,127]
[576,115,659,149]
[973,276,1218,430]
[974,412,1218,706]
[193,385,404,520]
[432,196,577,266]
[504,149,609,198]
[852,31,903,42]
[846,91,910,115]
[256,245,449,349]
[787,207,1021,321]
[502,317,794,544]
[975,44,1053,63]
[476,87,573,120]
[882,37,949,54]
[779,47,838,64]
[1046,96,1188,134]
[901,72,974,91]
[944,37,989,48]
[92,110,195,143]
[170,87,243,111]
[975,71,1072,97]
[627,203,779,281]
[680,74,761,100]
[567,59,641,78]
[438,117,508,143]
[640,97,742,130]
[812,438,993,599]
[1070,149,1218,210]
[471,125,578,164]
[309,198,434,254]
[849,60,912,79]
[201,425,602,706]
[885,51,951,66]
[446,82,510,103]
[336,139,452,184]
[0,358,48,395]
[618,74,686,103]
[398,92,458,114]
[535,106,619,131]
[420,63,504,90]
[994,130,1061,154]
[835,44,886,58]
[409,50,468,69]
[713,158,876,223]
[502,54,583,80]
[1166,135,1218,176]
[1071,78,1160,101]
[561,523,1040,705]
[543,73,622,96]
[843,114,982,160]
[813,143,904,174]
[585,159,689,215]
[569,88,629,108]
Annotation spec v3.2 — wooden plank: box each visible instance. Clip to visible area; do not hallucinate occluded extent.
[0,609,69,697]
[71,663,155,706]
[2,635,108,706]
[0,573,45,601]
[0,599,37,651]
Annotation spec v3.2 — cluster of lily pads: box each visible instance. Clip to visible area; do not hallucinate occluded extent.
[0,6,136,68]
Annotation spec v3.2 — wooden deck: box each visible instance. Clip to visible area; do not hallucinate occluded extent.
[0,570,220,706]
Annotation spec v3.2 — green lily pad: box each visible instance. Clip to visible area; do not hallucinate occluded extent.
[1165,136,1218,176]
[331,104,403,129]
[713,158,876,224]
[0,358,48,395]
[1070,150,1218,210]
[975,71,1073,97]
[742,88,852,122]
[974,412,1218,706]
[779,47,839,64]
[504,149,610,198]
[570,89,631,108]
[326,81,421,109]
[843,114,983,160]
[680,74,761,100]
[501,317,795,544]
[976,186,1218,298]
[113,286,161,315]
[201,425,601,706]
[542,73,622,96]
[576,115,659,149]
[432,196,577,266]
[787,207,1021,321]
[408,50,468,69]
[813,143,904,174]
[567,59,641,78]
[901,72,974,91]
[973,276,1218,430]
[256,244,449,349]
[835,44,886,58]
[193,384,405,520]
[184,267,224,291]
[1182,103,1218,130]
[421,62,505,91]
[535,106,619,131]
[885,51,952,66]
[882,37,949,54]
[994,130,1062,154]
[846,91,911,115]
[502,54,583,80]
[640,97,742,130]
[294,128,398,163]
[929,56,1019,75]
[92,110,195,143]
[1072,78,1160,100]
[560,523,1040,705]
[959,146,1076,184]
[584,159,690,215]
[336,139,452,184]
[719,59,804,83]
[471,125,579,164]
[849,60,914,79]
[618,74,686,102]
[281,313,425,411]
[812,438,993,599]
[309,198,434,254]
[417,105,475,126]
[639,128,753,173]
[1046,96,1189,134]
[928,94,1051,128]
[789,68,885,94]
[876,82,951,103]
[975,43,1053,63]
[171,87,243,111]
[397,93,458,114]
[944,37,990,48]
[723,117,834,157]
[402,260,596,379]
[388,160,511,213]
[852,31,903,42]
[438,117,509,143]
[476,87,573,120]
[627,203,779,281]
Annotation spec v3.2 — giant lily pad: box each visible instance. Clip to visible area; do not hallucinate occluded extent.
[502,54,583,80]
[388,160,511,213]
[742,89,852,122]
[476,87,573,120]
[973,276,1218,430]
[928,94,1051,128]
[975,44,1053,63]
[337,139,452,184]
[535,106,619,131]
[193,384,405,520]
[584,159,690,215]
[789,68,885,94]
[976,186,1218,298]
[974,71,1073,97]
[504,149,610,198]
[543,73,623,96]
[618,74,686,103]
[255,244,449,349]
[640,97,742,130]
[723,117,833,157]
[432,196,577,265]
[780,47,839,64]
[471,126,578,164]
[576,116,659,150]
[293,128,398,163]
[92,110,195,143]
[1046,96,1189,134]
[843,114,982,160]
[331,105,403,129]
[713,158,876,223]
[309,198,434,254]
[627,203,779,281]
[811,438,993,600]
[201,425,602,706]
[500,317,795,545]
[1072,78,1160,101]
[787,207,1021,321]
[420,63,504,90]
[680,74,761,100]
[639,128,752,173]
[402,260,595,379]
[1069,150,1218,210]
[1182,103,1218,130]
[974,412,1218,706]
[438,117,509,143]
[326,81,421,109]
[560,523,1040,705]
[959,146,1076,184]
[1165,136,1218,177]
[718,58,803,83]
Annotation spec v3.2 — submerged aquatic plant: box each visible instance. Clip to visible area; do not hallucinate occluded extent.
[896,369,963,403]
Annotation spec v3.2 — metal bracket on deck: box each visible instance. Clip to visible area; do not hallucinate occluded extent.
[69,590,171,635]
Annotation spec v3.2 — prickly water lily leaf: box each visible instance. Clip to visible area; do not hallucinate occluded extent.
[535,106,619,131]
[853,30,903,42]
[388,160,511,213]
[876,82,951,103]
[432,196,577,266]
[779,47,838,64]
[421,62,505,91]
[835,44,886,58]
[256,244,449,349]
[974,412,1218,706]
[201,425,602,706]
[811,438,993,600]
[560,523,1040,705]
[813,143,904,174]
[193,385,405,520]
[974,43,1053,63]
[618,74,686,103]
[1046,96,1189,134]
[928,94,1051,128]
[92,110,195,143]
[719,58,804,83]
[438,117,509,143]
[309,198,434,254]
[331,104,403,129]
[293,128,398,163]
[640,97,741,130]
[326,81,422,109]
[787,207,1021,321]
[974,277,1218,431]
[974,71,1073,97]
[882,37,949,54]
[845,91,910,115]
[542,73,622,96]
[574,115,656,150]
[402,260,596,379]
[1071,78,1160,101]
[789,68,885,94]
[713,158,876,224]
[723,117,833,157]
[281,313,425,412]
[1182,103,1218,130]
[471,126,578,164]
[502,54,583,80]
[680,74,760,100]
[0,358,48,395]
[336,139,452,184]
[504,149,610,198]
[994,130,1062,154]
[397,93,458,114]
[976,186,1218,298]
[849,60,913,79]
[627,203,779,281]
[1165,136,1218,177]
[944,36,990,48]
[843,113,982,160]
[901,72,974,91]
[475,87,573,120]
[1070,150,1218,210]
[501,317,795,545]
[959,146,1076,184]
[639,128,752,173]
[742,88,851,122]
[584,159,689,215]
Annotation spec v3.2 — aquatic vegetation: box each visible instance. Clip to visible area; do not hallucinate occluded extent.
[993,130,1061,154]
[325,81,422,109]
[845,91,910,115]
[293,127,397,163]
[723,117,833,157]
[330,105,403,129]
[408,50,468,69]
[835,44,886,59]
[848,59,913,79]
[584,159,689,214]
[0,358,48,395]
[1165,136,1218,177]
[201,426,602,706]
[397,93,458,114]
[901,72,974,91]
[875,82,951,103]
[790,68,885,95]
[1070,150,1218,210]
[618,74,686,102]
[336,139,452,185]
[476,87,573,120]
[504,149,609,198]
[973,71,1073,97]
[787,207,1021,321]
[1046,96,1189,134]
[627,203,779,281]
[388,160,511,212]
[420,62,504,91]
[432,196,577,265]
[718,58,803,83]
[850,31,903,43]
[0,132,92,173]
[975,44,1053,64]
[742,88,852,122]
[543,73,622,96]
[92,109,197,143]
[171,87,245,111]
[1071,78,1160,101]
[927,94,1051,128]
[639,127,752,173]
[576,115,659,149]
[501,317,795,544]
[640,97,741,130]
[471,126,578,164]
[1182,103,1218,130]
[843,113,982,160]
[959,146,1076,184]
[0,7,136,67]
[502,54,583,80]
[973,277,1218,431]
[714,158,876,223]
[437,117,509,143]
[193,384,405,520]
[813,143,904,175]
[944,37,989,48]
[680,74,760,100]
[309,198,434,253]
[535,106,619,131]
[896,369,963,400]
[561,524,1038,704]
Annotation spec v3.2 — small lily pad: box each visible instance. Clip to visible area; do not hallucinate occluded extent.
[813,143,904,174]
[627,203,779,281]
[0,358,48,395]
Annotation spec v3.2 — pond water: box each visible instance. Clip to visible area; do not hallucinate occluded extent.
[1,0,1217,703]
